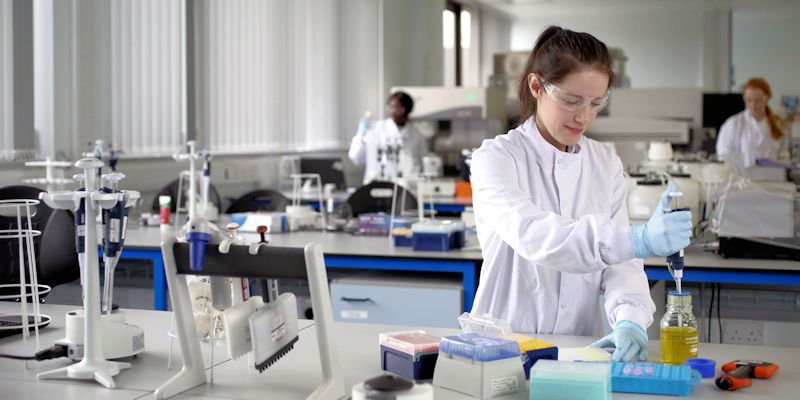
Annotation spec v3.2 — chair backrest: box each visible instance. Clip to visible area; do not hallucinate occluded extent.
[151,178,222,213]
[225,189,289,214]
[344,181,417,217]
[0,185,79,297]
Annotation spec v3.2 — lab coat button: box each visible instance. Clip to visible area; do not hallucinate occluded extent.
[557,159,563,165]
[560,303,566,309]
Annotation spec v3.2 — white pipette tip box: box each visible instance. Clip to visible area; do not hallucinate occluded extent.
[433,333,526,398]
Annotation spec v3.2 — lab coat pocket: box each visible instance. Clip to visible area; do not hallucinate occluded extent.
[581,271,602,287]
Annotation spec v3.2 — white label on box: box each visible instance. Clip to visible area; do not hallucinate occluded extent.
[340,310,368,319]
[491,376,518,396]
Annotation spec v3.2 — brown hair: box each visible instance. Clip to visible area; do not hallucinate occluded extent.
[743,77,785,140]
[517,26,615,126]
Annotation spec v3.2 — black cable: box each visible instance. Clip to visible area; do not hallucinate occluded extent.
[708,283,715,343]
[0,353,34,360]
[717,283,722,344]
[0,345,67,361]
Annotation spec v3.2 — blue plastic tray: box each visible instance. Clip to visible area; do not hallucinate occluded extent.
[611,362,701,396]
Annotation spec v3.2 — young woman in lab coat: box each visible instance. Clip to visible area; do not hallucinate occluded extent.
[716,78,789,168]
[348,92,427,184]
[470,26,692,362]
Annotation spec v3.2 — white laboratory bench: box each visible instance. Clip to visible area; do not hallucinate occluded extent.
[118,224,800,314]
[1,302,799,399]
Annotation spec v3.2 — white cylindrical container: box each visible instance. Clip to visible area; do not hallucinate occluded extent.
[625,172,647,198]
[670,173,701,228]
[628,178,668,225]
[648,141,674,162]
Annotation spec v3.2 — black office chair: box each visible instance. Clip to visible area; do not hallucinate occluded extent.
[343,181,418,217]
[225,189,289,214]
[0,185,78,299]
[151,178,222,214]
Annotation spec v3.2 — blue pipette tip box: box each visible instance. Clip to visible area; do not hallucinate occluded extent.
[611,362,701,396]
[439,333,520,362]
[380,331,440,380]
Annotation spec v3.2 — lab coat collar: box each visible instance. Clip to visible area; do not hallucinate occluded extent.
[523,117,583,165]
[388,118,409,138]
[742,111,765,144]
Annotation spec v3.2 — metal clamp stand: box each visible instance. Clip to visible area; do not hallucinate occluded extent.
[0,199,51,368]
[155,238,345,399]
[38,158,140,388]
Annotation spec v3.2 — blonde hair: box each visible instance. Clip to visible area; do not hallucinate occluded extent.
[744,78,786,140]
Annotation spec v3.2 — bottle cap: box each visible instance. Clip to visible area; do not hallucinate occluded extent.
[685,358,716,378]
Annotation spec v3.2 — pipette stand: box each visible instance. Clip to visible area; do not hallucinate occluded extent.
[39,158,140,388]
[290,173,327,231]
[23,157,74,192]
[155,237,345,399]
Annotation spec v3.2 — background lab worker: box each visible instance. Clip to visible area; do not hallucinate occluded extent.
[348,92,427,184]
[716,77,789,168]
[470,26,692,362]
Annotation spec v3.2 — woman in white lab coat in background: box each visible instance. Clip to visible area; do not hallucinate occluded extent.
[470,26,692,362]
[716,77,789,168]
[348,92,427,184]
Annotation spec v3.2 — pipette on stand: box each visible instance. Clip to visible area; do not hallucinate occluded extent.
[73,174,87,297]
[101,173,128,315]
[200,149,212,218]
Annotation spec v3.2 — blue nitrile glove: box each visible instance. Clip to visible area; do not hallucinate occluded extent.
[630,184,692,259]
[357,115,371,138]
[589,320,648,362]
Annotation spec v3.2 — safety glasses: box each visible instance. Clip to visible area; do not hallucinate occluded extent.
[540,78,610,114]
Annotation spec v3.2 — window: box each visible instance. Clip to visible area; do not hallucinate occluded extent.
[198,0,341,153]
[107,0,186,157]
[443,1,473,87]
[0,0,13,160]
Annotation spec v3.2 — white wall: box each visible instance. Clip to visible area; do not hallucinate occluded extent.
[339,0,380,142]
[511,10,706,88]
[479,6,511,87]
[383,0,444,108]
[732,10,800,110]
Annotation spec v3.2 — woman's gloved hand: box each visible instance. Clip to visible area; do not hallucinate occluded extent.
[589,320,648,362]
[630,184,692,259]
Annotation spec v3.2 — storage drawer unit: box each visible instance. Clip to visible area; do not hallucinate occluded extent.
[330,272,462,328]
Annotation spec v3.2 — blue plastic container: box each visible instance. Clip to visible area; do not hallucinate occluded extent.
[380,345,438,380]
[439,333,520,362]
[393,235,413,247]
[522,347,559,379]
[412,232,451,251]
[611,362,701,396]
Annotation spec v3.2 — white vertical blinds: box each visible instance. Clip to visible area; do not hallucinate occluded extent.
[108,0,185,156]
[200,0,341,153]
[0,0,13,159]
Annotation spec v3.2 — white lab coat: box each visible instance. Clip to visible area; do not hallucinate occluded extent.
[716,110,789,168]
[470,117,655,336]
[348,118,427,184]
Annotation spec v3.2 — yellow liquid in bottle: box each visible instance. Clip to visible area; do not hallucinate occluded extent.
[660,326,699,365]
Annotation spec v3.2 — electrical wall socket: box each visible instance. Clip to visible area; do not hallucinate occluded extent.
[722,320,765,345]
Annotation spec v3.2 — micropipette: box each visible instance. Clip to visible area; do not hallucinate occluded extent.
[666,191,687,294]
[101,173,128,314]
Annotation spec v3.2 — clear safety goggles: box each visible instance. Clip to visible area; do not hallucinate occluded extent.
[540,78,610,114]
